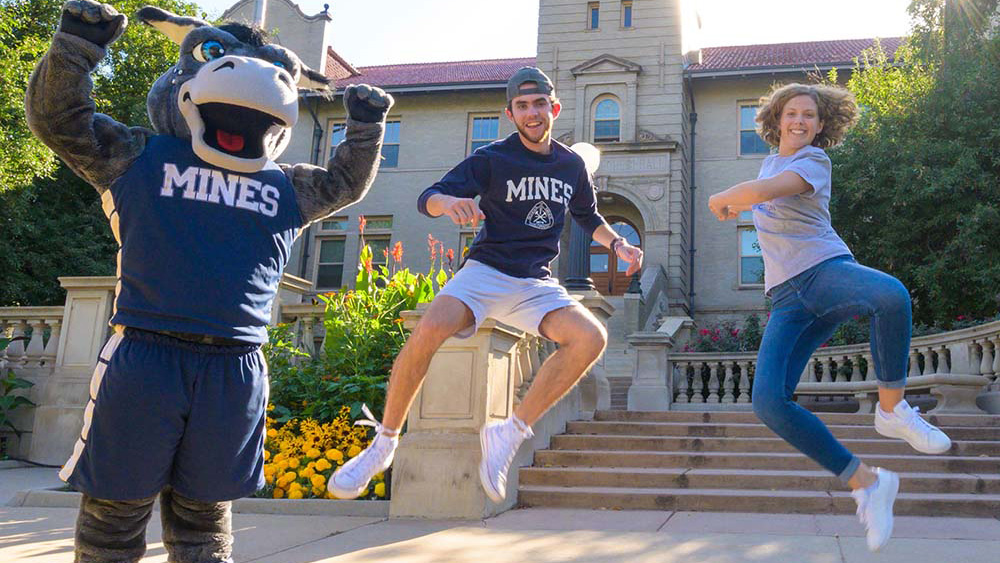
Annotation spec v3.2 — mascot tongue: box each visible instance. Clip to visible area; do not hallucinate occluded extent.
[216,129,245,152]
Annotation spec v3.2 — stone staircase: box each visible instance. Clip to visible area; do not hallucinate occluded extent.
[519,410,1000,517]
[597,295,633,410]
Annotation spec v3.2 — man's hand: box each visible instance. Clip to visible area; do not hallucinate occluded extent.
[59,0,127,48]
[440,195,485,227]
[617,242,643,276]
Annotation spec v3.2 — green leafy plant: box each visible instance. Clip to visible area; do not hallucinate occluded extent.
[0,337,36,440]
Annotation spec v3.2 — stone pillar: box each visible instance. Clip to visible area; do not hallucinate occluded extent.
[29,277,116,465]
[570,291,614,417]
[564,222,594,291]
[390,310,524,519]
[626,331,674,411]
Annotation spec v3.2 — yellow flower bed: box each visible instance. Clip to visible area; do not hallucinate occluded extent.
[260,405,387,500]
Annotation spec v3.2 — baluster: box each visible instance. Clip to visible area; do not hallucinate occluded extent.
[921,347,935,376]
[820,356,833,383]
[937,345,950,375]
[864,353,876,381]
[850,354,863,382]
[691,362,705,403]
[25,319,47,368]
[722,362,735,403]
[706,362,720,403]
[737,360,752,403]
[991,336,1000,380]
[968,342,982,375]
[980,339,995,378]
[300,316,316,357]
[834,356,847,383]
[675,362,690,403]
[42,318,61,365]
[6,320,27,367]
[908,350,921,378]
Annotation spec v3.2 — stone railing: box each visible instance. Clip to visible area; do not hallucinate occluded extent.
[0,307,64,369]
[623,264,670,335]
[627,319,1000,414]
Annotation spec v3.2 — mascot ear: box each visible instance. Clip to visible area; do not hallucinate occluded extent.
[298,67,332,91]
[137,6,207,45]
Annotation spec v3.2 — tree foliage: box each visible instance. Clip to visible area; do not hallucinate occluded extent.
[0,0,201,306]
[830,0,1000,327]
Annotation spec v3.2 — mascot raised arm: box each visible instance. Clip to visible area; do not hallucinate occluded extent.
[25,2,392,561]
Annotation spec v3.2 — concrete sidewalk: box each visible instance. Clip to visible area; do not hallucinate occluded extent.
[2,468,998,562]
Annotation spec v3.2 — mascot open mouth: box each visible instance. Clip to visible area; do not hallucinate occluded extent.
[197,102,285,159]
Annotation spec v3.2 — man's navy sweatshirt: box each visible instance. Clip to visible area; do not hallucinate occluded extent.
[417,133,606,279]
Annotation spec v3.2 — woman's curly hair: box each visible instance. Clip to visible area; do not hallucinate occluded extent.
[756,83,858,149]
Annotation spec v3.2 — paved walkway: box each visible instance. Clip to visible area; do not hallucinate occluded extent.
[2,467,998,562]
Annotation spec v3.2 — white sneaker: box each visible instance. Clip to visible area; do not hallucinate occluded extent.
[479,417,533,503]
[328,405,399,499]
[851,468,900,552]
[875,400,952,454]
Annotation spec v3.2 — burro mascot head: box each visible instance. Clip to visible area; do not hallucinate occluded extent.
[138,7,330,173]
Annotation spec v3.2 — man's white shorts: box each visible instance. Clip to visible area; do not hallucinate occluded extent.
[437,260,579,339]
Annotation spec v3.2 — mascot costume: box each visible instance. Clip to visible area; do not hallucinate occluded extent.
[26,1,392,561]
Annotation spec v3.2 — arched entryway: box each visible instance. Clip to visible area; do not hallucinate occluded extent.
[590,217,642,296]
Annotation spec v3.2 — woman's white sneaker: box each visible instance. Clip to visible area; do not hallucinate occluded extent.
[851,467,900,552]
[874,400,952,454]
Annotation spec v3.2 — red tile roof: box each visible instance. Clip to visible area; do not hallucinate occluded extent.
[321,38,904,88]
[331,57,537,89]
[688,37,903,73]
[325,46,359,81]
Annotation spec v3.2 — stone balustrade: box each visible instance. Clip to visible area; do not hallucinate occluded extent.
[0,307,64,369]
[628,319,1000,414]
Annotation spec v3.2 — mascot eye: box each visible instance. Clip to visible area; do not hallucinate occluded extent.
[193,40,226,63]
[272,61,286,69]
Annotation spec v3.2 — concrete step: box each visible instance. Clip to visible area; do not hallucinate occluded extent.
[519,467,1000,494]
[532,449,1000,474]
[565,421,1000,441]
[595,410,1000,428]
[517,485,1000,518]
[548,434,1000,456]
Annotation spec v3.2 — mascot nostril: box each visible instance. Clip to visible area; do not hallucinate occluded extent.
[25,2,395,560]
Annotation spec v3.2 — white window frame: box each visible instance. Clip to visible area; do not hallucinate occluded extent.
[314,236,347,290]
[467,113,501,155]
[326,119,347,162]
[381,119,401,168]
[737,212,764,288]
[621,0,633,29]
[587,2,600,30]
[593,95,622,143]
[738,101,770,157]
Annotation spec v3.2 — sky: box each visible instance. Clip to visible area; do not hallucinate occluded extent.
[191,0,915,67]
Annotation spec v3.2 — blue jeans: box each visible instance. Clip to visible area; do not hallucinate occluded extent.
[752,255,911,483]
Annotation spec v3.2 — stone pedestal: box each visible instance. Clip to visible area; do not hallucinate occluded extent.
[626,331,674,411]
[390,313,523,519]
[29,277,115,465]
[571,290,614,416]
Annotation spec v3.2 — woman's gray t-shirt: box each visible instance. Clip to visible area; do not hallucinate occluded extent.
[752,145,853,294]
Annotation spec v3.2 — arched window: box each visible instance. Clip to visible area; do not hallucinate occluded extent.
[594,98,621,142]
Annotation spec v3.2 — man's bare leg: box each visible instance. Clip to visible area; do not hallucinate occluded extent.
[514,304,607,425]
[480,303,607,502]
[329,295,473,498]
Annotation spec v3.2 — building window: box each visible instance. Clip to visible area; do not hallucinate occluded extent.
[738,213,764,286]
[588,2,599,29]
[363,215,393,231]
[382,120,400,167]
[316,237,346,289]
[327,120,346,161]
[739,104,770,155]
[594,97,621,142]
[468,115,500,154]
[363,235,392,268]
[459,230,480,261]
[621,1,632,28]
[319,216,348,231]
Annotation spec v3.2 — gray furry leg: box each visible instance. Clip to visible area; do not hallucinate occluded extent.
[75,493,156,563]
[160,487,233,563]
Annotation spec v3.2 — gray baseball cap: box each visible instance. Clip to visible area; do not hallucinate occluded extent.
[506,67,555,102]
